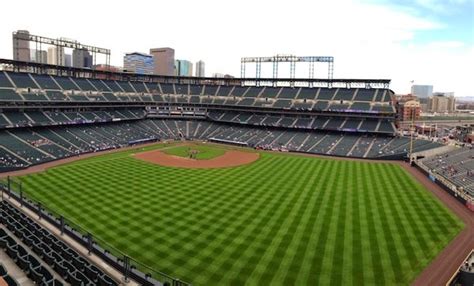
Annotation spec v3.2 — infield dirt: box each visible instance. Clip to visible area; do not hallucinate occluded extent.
[133,149,260,169]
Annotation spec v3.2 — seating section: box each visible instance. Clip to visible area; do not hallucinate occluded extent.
[207,111,395,133]
[0,109,146,128]
[0,72,395,114]
[7,73,38,89]
[0,118,441,171]
[1,200,118,286]
[0,71,444,166]
[0,89,22,101]
[420,147,474,197]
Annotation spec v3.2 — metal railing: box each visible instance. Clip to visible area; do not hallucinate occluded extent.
[0,176,191,286]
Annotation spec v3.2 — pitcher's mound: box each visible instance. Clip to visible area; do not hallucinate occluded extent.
[134,149,259,169]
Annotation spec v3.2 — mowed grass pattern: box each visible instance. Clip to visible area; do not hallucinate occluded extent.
[162,145,226,160]
[17,146,463,285]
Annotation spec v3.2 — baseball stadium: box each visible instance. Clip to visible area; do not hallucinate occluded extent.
[0,56,473,286]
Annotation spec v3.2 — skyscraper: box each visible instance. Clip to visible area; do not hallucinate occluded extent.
[175,60,193,76]
[64,54,72,67]
[411,85,433,98]
[149,47,175,76]
[30,49,48,64]
[123,52,154,75]
[72,49,93,69]
[428,92,456,113]
[47,46,65,66]
[12,30,31,62]
[195,60,205,77]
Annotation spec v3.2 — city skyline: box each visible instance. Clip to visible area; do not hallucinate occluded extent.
[0,0,472,96]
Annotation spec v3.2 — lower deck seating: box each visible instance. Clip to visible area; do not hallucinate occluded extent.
[0,118,442,171]
[420,147,474,197]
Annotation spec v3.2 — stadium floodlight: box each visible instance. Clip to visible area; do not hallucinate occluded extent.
[12,30,111,69]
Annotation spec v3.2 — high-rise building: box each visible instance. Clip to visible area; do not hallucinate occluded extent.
[64,54,72,67]
[30,49,48,64]
[72,49,93,69]
[123,52,154,75]
[175,59,193,76]
[411,85,433,98]
[195,60,205,77]
[149,47,175,76]
[428,92,456,113]
[47,46,65,66]
[12,30,31,62]
[400,100,421,121]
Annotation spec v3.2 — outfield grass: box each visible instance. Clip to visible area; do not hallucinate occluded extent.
[17,144,463,285]
[162,144,226,160]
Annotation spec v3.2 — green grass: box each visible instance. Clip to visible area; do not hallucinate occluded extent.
[162,144,226,160]
[16,144,463,285]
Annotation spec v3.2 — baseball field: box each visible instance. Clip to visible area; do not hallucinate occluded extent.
[13,143,463,285]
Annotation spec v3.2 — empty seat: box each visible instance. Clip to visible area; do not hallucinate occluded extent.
[27,255,41,275]
[75,271,92,284]
[0,264,7,277]
[99,274,118,286]
[48,279,64,286]
[3,275,19,286]
[0,228,8,239]
[6,243,18,260]
[85,264,100,282]
[17,243,29,256]
[67,271,83,286]
[30,266,54,285]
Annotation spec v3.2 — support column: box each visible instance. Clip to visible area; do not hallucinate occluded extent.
[60,216,65,235]
[87,233,93,255]
[123,255,130,283]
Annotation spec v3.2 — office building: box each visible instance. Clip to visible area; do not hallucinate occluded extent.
[30,49,47,64]
[195,60,205,77]
[400,100,421,121]
[47,46,65,66]
[123,52,154,75]
[411,85,433,98]
[175,59,193,76]
[149,47,175,76]
[12,30,31,62]
[428,92,456,113]
[72,49,93,69]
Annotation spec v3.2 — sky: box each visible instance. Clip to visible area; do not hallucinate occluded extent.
[0,0,473,96]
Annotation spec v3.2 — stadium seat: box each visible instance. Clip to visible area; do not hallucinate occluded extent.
[2,275,19,286]
[0,264,7,277]
[6,243,18,260]
[48,279,64,286]
[84,264,100,282]
[98,274,118,286]
[66,272,82,286]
